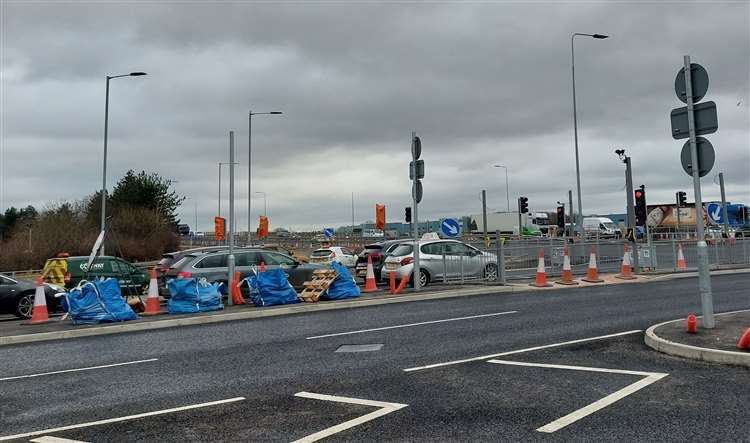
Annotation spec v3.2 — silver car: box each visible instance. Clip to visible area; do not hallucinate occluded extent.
[381,239,498,287]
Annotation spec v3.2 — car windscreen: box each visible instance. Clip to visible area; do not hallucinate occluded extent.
[170,255,197,269]
[311,249,333,257]
[389,244,413,257]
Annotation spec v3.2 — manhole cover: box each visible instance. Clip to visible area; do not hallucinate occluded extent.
[335,344,384,353]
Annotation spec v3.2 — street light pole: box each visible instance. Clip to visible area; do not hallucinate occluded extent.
[493,165,510,212]
[248,110,282,243]
[100,71,147,254]
[571,32,608,237]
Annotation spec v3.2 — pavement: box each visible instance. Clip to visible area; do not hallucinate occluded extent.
[1,272,749,441]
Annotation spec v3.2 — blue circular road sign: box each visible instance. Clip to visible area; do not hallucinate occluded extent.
[441,218,461,238]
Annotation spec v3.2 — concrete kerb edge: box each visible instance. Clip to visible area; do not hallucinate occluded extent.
[644,309,750,368]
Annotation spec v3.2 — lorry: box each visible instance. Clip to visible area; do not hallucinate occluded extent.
[469,212,542,236]
[582,217,620,238]
[532,212,550,235]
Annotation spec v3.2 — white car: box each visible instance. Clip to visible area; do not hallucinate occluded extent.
[309,247,358,268]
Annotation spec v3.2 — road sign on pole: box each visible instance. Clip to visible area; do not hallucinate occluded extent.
[441,218,460,238]
[670,101,718,139]
[675,63,709,103]
[680,136,715,177]
[323,228,334,238]
[411,132,422,291]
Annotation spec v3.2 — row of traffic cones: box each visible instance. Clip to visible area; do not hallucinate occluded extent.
[362,254,409,295]
[530,245,638,287]
[686,313,750,350]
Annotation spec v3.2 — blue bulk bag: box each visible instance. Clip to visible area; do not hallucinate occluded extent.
[66,278,139,325]
[243,269,299,307]
[167,278,223,314]
[324,261,361,300]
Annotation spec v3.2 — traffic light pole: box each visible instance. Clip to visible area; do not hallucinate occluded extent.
[411,132,421,292]
[624,156,639,272]
[684,55,714,328]
[675,192,681,231]
[517,199,522,239]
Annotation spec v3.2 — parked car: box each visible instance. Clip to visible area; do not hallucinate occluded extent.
[309,247,358,268]
[41,255,150,295]
[354,240,409,281]
[164,248,325,295]
[260,244,309,264]
[155,247,230,296]
[381,239,498,288]
[0,274,65,318]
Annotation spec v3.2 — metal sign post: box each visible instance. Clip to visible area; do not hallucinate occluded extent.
[624,156,639,271]
[719,173,729,236]
[682,55,714,328]
[227,131,235,306]
[411,132,423,291]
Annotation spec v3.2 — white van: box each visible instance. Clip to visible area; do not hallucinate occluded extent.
[583,217,620,238]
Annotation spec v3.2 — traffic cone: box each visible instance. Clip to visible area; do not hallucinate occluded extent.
[556,247,579,286]
[615,245,637,280]
[363,255,378,293]
[25,277,51,325]
[389,271,397,294]
[142,269,166,316]
[393,273,410,295]
[232,271,246,305]
[686,314,697,333]
[530,249,552,287]
[677,243,687,270]
[582,247,604,283]
[737,328,750,350]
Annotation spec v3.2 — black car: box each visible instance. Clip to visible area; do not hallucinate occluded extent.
[0,274,65,319]
[354,240,409,282]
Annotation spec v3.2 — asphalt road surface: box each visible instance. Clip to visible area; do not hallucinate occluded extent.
[1,274,748,442]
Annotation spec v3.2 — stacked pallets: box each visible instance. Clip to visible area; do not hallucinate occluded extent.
[299,269,338,303]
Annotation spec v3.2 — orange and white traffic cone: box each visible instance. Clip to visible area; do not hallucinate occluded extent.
[530,249,552,287]
[582,247,604,283]
[389,271,397,294]
[25,276,51,325]
[737,328,750,350]
[393,273,410,295]
[676,243,687,270]
[686,314,698,333]
[232,271,246,305]
[556,247,579,286]
[363,255,378,293]
[142,269,166,316]
[616,245,637,280]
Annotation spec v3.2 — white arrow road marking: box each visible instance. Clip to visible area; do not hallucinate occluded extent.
[292,392,407,443]
[487,359,668,433]
[307,311,518,340]
[0,359,158,382]
[0,397,245,441]
[30,437,89,443]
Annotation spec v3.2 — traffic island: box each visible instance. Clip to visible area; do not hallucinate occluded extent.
[645,310,750,367]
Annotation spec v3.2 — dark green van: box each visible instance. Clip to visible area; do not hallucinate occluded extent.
[43,256,150,295]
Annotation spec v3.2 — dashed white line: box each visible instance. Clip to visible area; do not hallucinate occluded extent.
[0,397,246,441]
[0,359,159,382]
[292,392,407,442]
[487,359,668,433]
[402,330,643,372]
[306,311,518,339]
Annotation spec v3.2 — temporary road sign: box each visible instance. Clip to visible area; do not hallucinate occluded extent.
[680,136,715,177]
[441,218,461,238]
[706,203,723,224]
[323,228,334,238]
[670,101,718,139]
[675,63,709,103]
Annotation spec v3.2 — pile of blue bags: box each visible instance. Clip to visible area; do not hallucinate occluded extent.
[243,269,299,307]
[66,278,139,325]
[167,278,224,314]
[324,262,361,300]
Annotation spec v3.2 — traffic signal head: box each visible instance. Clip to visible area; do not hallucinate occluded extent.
[519,197,529,214]
[634,187,647,226]
[556,205,565,228]
[405,206,412,223]
[677,191,687,206]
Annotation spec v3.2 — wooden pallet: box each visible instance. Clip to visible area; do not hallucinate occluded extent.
[299,269,338,302]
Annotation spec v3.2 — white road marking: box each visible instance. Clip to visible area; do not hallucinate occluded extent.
[292,392,407,442]
[30,436,88,443]
[402,330,642,372]
[306,311,518,340]
[0,397,245,441]
[488,359,668,433]
[0,359,159,382]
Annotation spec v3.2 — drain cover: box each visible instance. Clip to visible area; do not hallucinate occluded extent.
[335,344,384,353]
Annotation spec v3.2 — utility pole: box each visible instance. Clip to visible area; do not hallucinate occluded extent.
[227,131,235,306]
[568,190,574,237]
[719,172,729,236]
[623,155,639,271]
[481,190,488,245]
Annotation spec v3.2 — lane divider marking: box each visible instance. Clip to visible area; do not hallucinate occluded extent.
[0,359,159,382]
[292,392,407,442]
[306,311,518,340]
[30,436,89,443]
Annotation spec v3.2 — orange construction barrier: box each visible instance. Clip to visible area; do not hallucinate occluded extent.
[582,247,604,283]
[737,328,750,350]
[686,314,697,333]
[363,255,378,293]
[556,247,579,286]
[530,249,552,287]
[25,277,51,325]
[677,243,687,269]
[232,271,246,305]
[142,269,166,315]
[615,245,637,280]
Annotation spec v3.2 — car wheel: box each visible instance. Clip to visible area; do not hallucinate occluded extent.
[483,263,499,282]
[412,269,430,288]
[15,292,35,319]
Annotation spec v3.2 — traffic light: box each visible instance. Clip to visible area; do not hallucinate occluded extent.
[677,191,687,207]
[634,185,647,226]
[556,205,565,228]
[519,197,529,214]
[405,206,412,223]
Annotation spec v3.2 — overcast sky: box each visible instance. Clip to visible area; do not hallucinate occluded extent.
[1,1,748,232]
